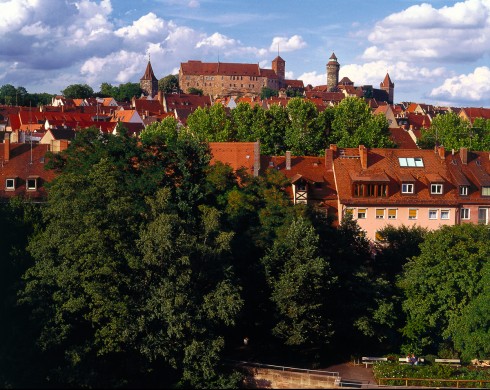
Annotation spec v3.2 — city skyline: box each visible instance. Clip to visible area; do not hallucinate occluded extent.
[1,0,489,107]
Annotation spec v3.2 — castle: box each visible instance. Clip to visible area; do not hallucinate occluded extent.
[142,52,394,104]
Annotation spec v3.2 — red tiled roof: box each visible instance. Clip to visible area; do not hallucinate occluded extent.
[0,142,56,200]
[209,142,259,175]
[389,127,418,149]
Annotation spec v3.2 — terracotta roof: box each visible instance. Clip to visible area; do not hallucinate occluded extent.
[0,142,56,200]
[209,142,259,175]
[381,73,394,87]
[389,127,418,149]
[181,60,262,77]
[333,146,490,207]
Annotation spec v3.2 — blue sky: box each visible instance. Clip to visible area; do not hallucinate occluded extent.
[1,0,490,107]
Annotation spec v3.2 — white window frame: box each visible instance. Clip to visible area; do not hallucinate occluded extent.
[401,183,414,194]
[461,208,470,220]
[408,209,418,220]
[441,210,450,220]
[26,178,37,191]
[478,208,488,224]
[431,183,443,194]
[388,209,397,219]
[5,178,15,190]
[429,209,438,220]
[483,186,490,196]
[459,186,469,196]
[375,209,385,219]
[357,208,367,219]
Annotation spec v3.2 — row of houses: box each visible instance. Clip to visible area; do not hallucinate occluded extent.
[3,131,487,241]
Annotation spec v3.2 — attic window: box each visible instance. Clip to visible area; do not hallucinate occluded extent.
[398,157,424,167]
[26,177,38,191]
[5,178,16,191]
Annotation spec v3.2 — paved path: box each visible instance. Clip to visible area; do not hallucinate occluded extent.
[324,361,377,388]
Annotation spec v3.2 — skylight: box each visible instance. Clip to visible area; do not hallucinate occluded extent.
[398,157,424,167]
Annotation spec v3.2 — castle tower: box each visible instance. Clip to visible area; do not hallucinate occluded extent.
[380,73,394,104]
[140,57,158,98]
[272,55,286,88]
[326,52,340,92]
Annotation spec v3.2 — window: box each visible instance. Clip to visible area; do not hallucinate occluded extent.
[478,208,488,224]
[345,208,354,216]
[401,183,414,194]
[441,210,450,220]
[408,209,418,220]
[376,209,385,219]
[354,183,388,197]
[429,209,438,219]
[5,178,15,190]
[357,208,367,219]
[388,209,397,219]
[483,186,490,196]
[26,178,37,191]
[398,157,424,167]
[461,208,470,220]
[431,183,443,194]
[459,186,469,196]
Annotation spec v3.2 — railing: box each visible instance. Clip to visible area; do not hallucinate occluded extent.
[228,359,340,377]
[378,377,490,388]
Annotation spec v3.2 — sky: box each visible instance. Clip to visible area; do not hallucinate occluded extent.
[1,0,490,107]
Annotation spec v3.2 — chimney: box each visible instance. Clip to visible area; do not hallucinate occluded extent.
[286,150,291,170]
[438,146,445,160]
[325,149,333,171]
[460,147,468,165]
[359,145,368,169]
[253,141,260,177]
[4,132,10,161]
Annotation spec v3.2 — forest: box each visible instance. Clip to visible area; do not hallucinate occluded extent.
[1,120,490,388]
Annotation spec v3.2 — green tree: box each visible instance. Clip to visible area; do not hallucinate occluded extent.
[115,82,142,102]
[231,102,256,141]
[262,103,289,155]
[0,84,17,105]
[159,74,179,93]
[61,83,94,99]
[400,224,490,356]
[260,87,278,100]
[262,217,336,346]
[140,116,179,144]
[330,97,394,148]
[418,112,472,150]
[186,104,234,142]
[99,82,117,97]
[188,87,203,96]
[285,97,325,155]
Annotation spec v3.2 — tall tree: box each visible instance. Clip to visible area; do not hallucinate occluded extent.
[418,112,472,150]
[262,217,336,346]
[158,74,179,93]
[61,83,94,99]
[285,97,325,155]
[400,224,490,356]
[186,104,234,142]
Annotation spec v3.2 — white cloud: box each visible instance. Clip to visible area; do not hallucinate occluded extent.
[364,0,490,63]
[196,32,238,48]
[299,71,326,87]
[270,35,306,53]
[115,12,166,40]
[430,66,490,101]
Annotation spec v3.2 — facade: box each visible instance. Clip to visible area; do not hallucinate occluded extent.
[331,145,490,240]
[179,57,304,98]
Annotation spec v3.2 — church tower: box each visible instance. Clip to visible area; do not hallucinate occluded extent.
[140,57,158,98]
[272,55,286,88]
[326,52,340,92]
[380,73,394,104]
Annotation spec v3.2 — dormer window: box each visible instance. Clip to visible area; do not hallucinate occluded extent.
[431,183,443,194]
[401,183,414,194]
[483,186,490,196]
[459,185,469,196]
[26,177,38,191]
[5,178,16,191]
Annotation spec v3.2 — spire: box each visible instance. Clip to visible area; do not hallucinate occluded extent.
[141,58,158,82]
[329,51,337,61]
[382,72,394,87]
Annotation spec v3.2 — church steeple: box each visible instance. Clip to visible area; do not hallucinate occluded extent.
[140,55,158,98]
[380,72,394,104]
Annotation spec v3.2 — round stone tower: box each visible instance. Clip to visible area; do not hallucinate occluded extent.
[326,52,340,92]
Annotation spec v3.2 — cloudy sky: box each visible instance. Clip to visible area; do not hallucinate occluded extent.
[1,0,490,107]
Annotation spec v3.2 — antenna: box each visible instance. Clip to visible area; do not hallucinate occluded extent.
[277,43,279,57]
